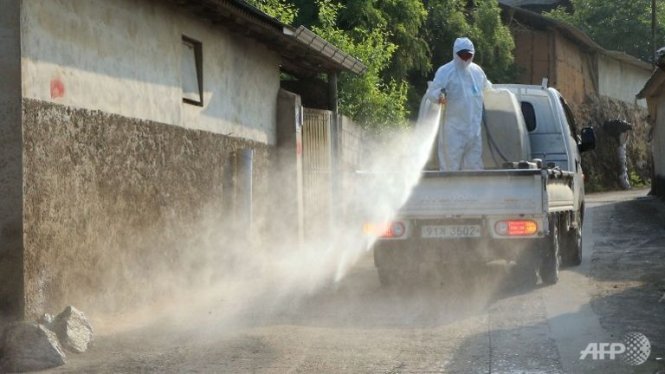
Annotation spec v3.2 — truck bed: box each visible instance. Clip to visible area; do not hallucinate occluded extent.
[400,169,574,218]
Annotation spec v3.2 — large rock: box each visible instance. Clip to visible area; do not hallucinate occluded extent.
[0,322,67,372]
[51,306,94,353]
[38,313,54,325]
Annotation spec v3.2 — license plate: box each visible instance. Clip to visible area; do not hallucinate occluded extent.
[421,225,481,239]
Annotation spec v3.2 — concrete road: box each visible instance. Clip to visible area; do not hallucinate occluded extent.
[46,189,665,373]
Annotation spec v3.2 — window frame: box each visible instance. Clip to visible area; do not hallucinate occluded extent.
[181,35,203,106]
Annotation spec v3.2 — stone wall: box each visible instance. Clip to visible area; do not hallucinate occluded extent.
[572,95,651,192]
[22,99,272,318]
[0,0,24,319]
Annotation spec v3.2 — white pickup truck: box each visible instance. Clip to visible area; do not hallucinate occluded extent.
[371,84,596,286]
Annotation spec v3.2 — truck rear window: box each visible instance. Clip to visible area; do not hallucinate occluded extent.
[521,102,537,132]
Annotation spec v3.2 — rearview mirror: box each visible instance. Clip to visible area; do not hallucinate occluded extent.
[578,127,596,153]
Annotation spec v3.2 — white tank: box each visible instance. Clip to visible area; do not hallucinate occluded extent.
[481,89,531,168]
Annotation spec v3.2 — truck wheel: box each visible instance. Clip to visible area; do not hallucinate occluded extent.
[562,215,582,267]
[540,216,561,285]
[562,228,582,266]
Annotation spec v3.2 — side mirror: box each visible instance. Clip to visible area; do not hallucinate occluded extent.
[578,127,596,153]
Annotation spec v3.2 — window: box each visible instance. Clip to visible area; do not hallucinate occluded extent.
[521,101,537,132]
[181,36,203,106]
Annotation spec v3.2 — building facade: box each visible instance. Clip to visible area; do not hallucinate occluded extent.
[502,4,652,108]
[501,4,654,191]
[0,0,363,319]
[638,71,665,197]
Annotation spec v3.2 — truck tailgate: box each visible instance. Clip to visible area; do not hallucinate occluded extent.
[401,170,546,218]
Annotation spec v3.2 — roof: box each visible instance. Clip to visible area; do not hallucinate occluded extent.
[501,4,653,72]
[637,69,665,99]
[165,0,366,77]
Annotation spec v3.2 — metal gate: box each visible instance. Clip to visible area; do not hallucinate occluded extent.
[302,108,333,239]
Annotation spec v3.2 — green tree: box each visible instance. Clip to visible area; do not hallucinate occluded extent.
[407,0,516,118]
[312,0,409,129]
[425,0,516,81]
[336,0,431,81]
[546,0,665,62]
[469,0,517,82]
[247,0,517,127]
[292,0,431,80]
[245,0,298,24]
[292,0,431,123]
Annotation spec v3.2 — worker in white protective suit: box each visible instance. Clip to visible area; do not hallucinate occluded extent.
[425,37,492,171]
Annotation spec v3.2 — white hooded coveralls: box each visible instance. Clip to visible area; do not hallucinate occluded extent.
[426,37,491,171]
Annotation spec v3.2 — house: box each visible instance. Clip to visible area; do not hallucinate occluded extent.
[0,0,364,319]
[501,4,652,109]
[500,4,654,191]
[637,69,665,197]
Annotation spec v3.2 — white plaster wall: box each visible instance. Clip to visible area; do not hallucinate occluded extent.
[598,56,650,108]
[20,0,280,144]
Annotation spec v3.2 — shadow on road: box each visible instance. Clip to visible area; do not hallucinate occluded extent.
[443,193,665,373]
[442,286,665,374]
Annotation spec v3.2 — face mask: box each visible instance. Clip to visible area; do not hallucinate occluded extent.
[457,51,473,61]
[455,51,473,69]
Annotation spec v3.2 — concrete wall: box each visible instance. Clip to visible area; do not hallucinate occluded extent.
[0,0,24,319]
[21,0,281,145]
[598,56,650,108]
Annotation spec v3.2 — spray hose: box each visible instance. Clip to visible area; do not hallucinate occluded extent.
[482,105,510,165]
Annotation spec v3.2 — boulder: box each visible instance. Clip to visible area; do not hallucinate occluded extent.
[38,313,54,325]
[0,322,66,372]
[51,306,94,353]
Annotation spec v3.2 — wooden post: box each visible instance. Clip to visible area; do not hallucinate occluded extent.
[328,71,339,229]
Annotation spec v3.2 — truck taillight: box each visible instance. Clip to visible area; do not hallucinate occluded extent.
[363,222,406,238]
[495,220,538,236]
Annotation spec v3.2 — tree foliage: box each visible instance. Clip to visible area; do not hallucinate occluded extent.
[245,0,298,24]
[312,0,409,129]
[291,0,430,80]
[247,0,518,128]
[336,0,431,81]
[545,0,665,62]
[406,0,516,118]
